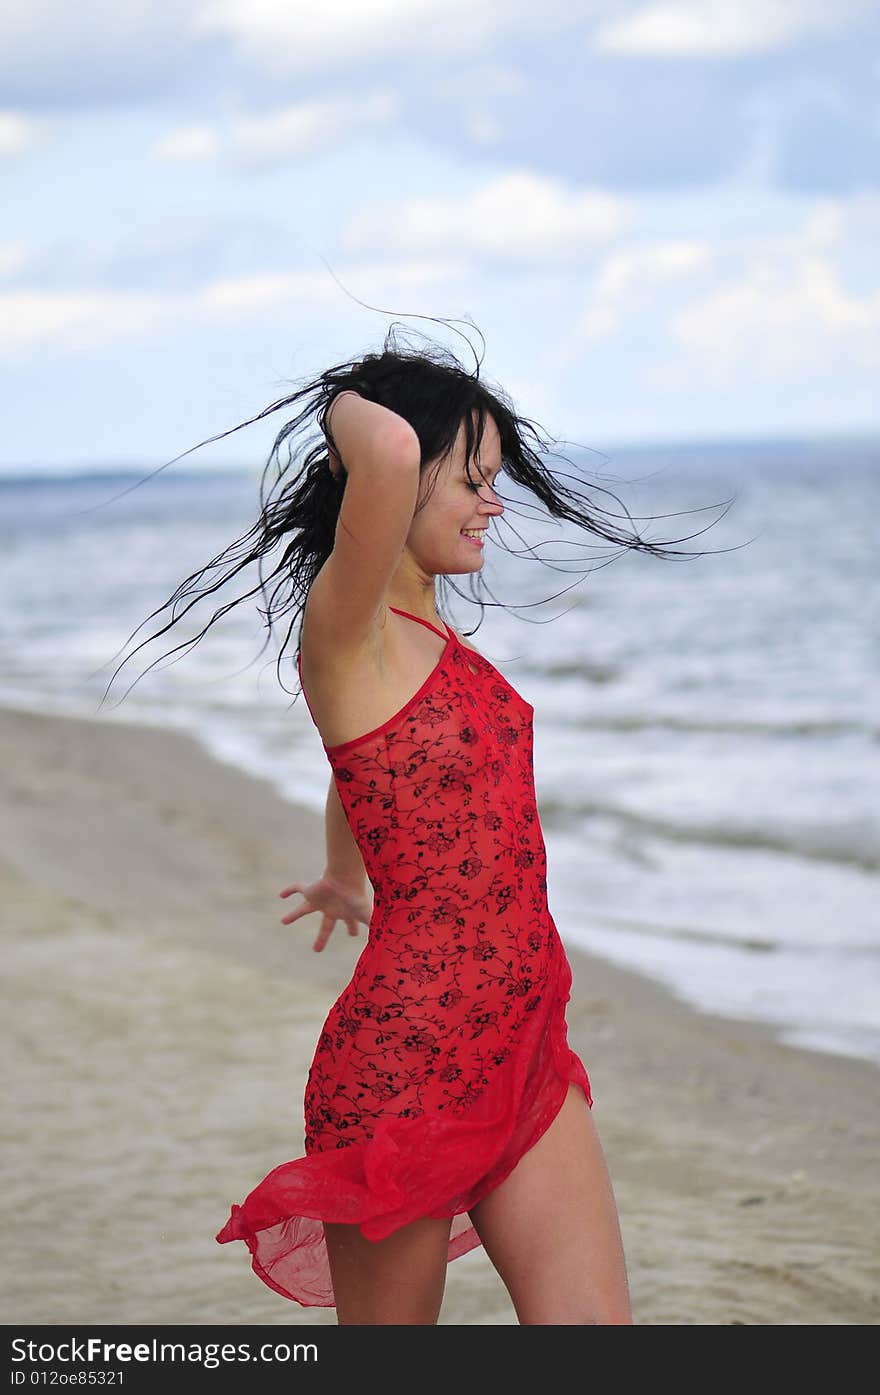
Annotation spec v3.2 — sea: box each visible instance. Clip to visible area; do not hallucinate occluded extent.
[2,434,878,1069]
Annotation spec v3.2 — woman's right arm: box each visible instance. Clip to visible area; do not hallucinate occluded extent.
[307,392,421,651]
[323,390,417,476]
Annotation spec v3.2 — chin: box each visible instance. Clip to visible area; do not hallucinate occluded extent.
[430,547,483,575]
[438,566,479,580]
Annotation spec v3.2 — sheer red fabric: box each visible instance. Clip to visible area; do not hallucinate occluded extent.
[215,607,592,1306]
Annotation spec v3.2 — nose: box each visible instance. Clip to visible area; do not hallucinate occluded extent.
[478,483,504,515]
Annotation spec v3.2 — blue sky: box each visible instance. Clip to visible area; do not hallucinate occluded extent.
[2,0,878,473]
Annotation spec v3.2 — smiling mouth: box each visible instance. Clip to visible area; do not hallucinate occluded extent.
[461,530,486,547]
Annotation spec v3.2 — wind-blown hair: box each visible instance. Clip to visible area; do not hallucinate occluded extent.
[97,324,736,711]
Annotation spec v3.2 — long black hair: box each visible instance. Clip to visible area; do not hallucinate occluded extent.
[95,322,737,712]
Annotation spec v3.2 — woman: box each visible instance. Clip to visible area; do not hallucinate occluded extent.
[108,333,725,1324]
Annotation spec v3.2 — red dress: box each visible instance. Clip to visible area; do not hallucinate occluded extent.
[215,607,593,1306]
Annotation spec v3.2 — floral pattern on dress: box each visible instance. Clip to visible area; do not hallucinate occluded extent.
[215,609,592,1308]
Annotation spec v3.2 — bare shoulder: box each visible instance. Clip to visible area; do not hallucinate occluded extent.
[449,625,481,656]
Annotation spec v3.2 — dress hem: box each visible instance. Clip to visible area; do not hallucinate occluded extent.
[216,1059,592,1309]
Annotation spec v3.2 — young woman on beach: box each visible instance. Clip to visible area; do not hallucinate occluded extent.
[108,329,728,1324]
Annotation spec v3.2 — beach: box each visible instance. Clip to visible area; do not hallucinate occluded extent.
[2,702,877,1326]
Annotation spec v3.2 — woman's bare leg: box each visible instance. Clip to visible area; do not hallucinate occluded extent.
[467,1083,632,1324]
[323,1215,454,1324]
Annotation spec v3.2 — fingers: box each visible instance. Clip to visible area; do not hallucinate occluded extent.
[279,882,312,925]
[313,914,334,954]
[278,881,365,947]
[280,889,310,926]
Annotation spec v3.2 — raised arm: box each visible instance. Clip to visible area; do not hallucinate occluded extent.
[305,391,421,652]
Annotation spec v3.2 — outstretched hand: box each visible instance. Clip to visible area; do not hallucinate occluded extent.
[279,874,372,953]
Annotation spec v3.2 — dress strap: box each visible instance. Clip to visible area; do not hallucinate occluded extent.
[388,606,454,645]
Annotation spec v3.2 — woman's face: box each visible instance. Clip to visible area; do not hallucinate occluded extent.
[406,413,505,576]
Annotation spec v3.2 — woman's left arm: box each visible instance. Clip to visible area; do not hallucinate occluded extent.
[325,773,368,890]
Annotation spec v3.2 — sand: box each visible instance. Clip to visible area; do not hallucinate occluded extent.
[1,703,877,1325]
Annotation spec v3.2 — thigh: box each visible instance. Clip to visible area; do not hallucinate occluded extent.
[323,1214,454,1325]
[468,1083,632,1324]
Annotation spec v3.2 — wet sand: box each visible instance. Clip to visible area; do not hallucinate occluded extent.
[1,703,877,1325]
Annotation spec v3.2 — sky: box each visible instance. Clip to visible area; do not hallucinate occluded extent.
[1,0,879,474]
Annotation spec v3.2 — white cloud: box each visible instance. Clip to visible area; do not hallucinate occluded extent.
[341,171,630,263]
[195,271,341,316]
[625,196,880,390]
[196,259,467,317]
[546,196,880,386]
[800,202,846,250]
[0,0,583,107]
[595,241,712,299]
[196,0,483,73]
[464,111,505,148]
[0,290,167,359]
[0,259,467,359]
[154,126,220,162]
[0,242,32,277]
[551,238,713,355]
[153,91,399,169]
[0,109,47,156]
[194,0,581,74]
[592,0,874,58]
[578,302,622,343]
[671,253,880,376]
